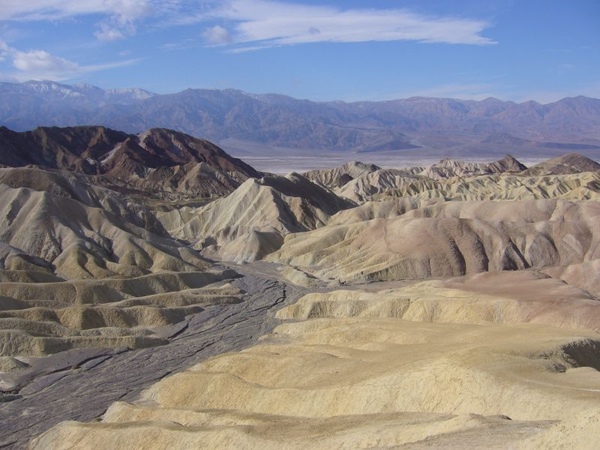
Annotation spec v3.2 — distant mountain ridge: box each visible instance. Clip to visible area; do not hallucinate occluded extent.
[1,80,599,155]
[2,80,154,103]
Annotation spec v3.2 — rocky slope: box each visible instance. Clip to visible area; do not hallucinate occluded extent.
[303,161,383,188]
[420,154,527,180]
[31,270,600,449]
[0,125,599,448]
[157,172,354,263]
[269,199,600,284]
[520,152,600,176]
[0,166,246,360]
[0,126,260,199]
[336,166,600,203]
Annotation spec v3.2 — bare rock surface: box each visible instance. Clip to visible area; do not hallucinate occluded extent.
[0,263,311,449]
[419,154,526,180]
[157,172,354,263]
[337,169,600,203]
[30,270,600,450]
[302,161,382,188]
[1,135,600,449]
[521,152,600,176]
[269,199,600,284]
[0,167,210,279]
[0,126,260,200]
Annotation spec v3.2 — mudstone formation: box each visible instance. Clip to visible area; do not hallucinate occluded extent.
[0,126,598,449]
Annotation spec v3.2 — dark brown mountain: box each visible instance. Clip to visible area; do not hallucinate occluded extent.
[0,126,129,172]
[0,125,260,199]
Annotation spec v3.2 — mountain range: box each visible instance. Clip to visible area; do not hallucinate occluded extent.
[1,81,599,158]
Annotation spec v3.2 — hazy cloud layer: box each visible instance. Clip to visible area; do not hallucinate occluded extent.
[0,0,494,47]
[196,0,495,50]
[0,1,495,82]
[0,0,152,21]
[1,0,154,41]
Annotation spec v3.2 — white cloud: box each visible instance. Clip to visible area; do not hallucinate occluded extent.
[13,49,79,75]
[104,0,153,23]
[0,1,495,48]
[0,0,148,21]
[0,0,113,21]
[0,40,10,61]
[94,0,153,41]
[0,40,139,81]
[203,25,232,45]
[226,44,273,54]
[195,0,495,50]
[94,24,127,42]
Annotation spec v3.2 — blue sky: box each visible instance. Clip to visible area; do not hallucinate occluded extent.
[0,0,598,103]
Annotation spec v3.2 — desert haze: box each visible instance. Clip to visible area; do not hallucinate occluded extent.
[0,123,599,449]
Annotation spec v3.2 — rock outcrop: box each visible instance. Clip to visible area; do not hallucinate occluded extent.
[158,172,354,263]
[0,126,260,199]
[0,126,599,449]
[269,199,600,283]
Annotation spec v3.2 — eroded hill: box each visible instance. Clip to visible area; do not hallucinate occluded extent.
[0,125,599,449]
[0,126,260,200]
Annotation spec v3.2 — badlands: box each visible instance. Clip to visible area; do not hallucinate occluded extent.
[0,126,600,448]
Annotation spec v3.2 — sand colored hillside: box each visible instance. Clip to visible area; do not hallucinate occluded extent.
[143,157,599,269]
[278,270,600,331]
[521,153,600,177]
[543,260,600,297]
[303,161,382,188]
[328,198,441,226]
[420,154,526,180]
[31,270,600,449]
[0,167,160,229]
[302,155,525,192]
[0,166,247,362]
[269,199,600,284]
[0,168,209,279]
[302,154,525,200]
[157,172,353,263]
[3,148,600,447]
[337,170,600,203]
[0,270,241,360]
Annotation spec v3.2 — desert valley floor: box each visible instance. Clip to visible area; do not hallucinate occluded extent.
[1,126,600,449]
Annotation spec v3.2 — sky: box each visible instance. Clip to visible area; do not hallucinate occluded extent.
[0,0,598,103]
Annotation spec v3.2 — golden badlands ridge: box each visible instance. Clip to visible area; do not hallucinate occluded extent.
[0,129,599,449]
